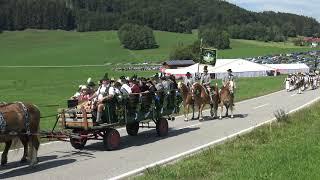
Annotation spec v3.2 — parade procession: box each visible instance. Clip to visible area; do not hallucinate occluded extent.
[58,64,236,151]
[284,72,320,93]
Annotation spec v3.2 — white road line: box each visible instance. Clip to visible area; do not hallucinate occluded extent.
[253,103,269,109]
[108,95,320,180]
[175,123,202,130]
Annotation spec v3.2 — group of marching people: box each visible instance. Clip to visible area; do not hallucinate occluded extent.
[71,73,178,124]
[284,72,320,93]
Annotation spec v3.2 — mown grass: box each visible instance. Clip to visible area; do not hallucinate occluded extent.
[0,30,318,66]
[137,100,320,180]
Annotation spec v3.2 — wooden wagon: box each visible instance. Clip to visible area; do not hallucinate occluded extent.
[58,89,182,150]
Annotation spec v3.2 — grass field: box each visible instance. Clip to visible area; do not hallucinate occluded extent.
[0,70,284,130]
[0,29,318,66]
[137,100,320,180]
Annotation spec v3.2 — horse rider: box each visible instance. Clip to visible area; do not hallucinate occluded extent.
[223,69,236,104]
[200,66,213,102]
[89,74,115,124]
[183,72,195,89]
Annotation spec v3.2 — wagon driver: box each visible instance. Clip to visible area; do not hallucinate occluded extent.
[89,74,115,124]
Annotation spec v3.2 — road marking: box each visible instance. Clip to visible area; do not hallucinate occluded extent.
[108,94,320,180]
[175,123,202,130]
[253,103,269,109]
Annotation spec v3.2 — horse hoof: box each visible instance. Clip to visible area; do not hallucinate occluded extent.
[219,117,222,120]
[184,119,189,122]
[1,161,7,166]
[20,158,28,163]
[199,118,204,121]
[231,115,234,118]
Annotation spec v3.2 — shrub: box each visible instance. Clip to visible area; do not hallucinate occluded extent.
[118,24,158,50]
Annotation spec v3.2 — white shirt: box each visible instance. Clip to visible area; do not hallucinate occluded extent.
[96,85,115,101]
[120,84,132,94]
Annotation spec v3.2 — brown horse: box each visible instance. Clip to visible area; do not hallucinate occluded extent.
[219,82,234,119]
[192,82,220,120]
[0,102,40,167]
[178,82,195,121]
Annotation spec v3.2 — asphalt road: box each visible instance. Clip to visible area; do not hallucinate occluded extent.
[1,88,320,180]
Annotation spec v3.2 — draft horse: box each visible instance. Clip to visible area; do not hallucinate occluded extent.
[191,82,220,121]
[178,82,195,121]
[219,81,234,119]
[0,102,40,167]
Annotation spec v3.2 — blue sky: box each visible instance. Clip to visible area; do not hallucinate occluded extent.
[226,0,320,22]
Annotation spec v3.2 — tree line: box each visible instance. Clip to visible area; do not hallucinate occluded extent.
[0,0,319,38]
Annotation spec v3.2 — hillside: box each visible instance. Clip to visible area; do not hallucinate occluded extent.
[0,30,318,66]
[0,0,319,37]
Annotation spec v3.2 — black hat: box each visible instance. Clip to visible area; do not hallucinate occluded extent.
[129,74,138,82]
[204,65,208,72]
[227,69,232,72]
[87,81,96,87]
[186,72,191,76]
[153,73,159,79]
[100,73,109,81]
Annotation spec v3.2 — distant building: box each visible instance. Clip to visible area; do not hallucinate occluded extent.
[162,60,195,69]
[304,37,320,47]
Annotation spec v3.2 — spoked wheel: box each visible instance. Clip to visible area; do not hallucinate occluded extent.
[103,128,120,151]
[126,122,139,136]
[156,118,168,137]
[70,129,88,150]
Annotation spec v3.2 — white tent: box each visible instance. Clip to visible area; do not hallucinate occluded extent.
[164,59,275,79]
[211,59,275,79]
[264,64,309,74]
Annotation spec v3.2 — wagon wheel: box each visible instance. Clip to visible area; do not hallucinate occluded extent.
[103,128,120,151]
[156,118,168,137]
[70,129,87,150]
[126,122,139,136]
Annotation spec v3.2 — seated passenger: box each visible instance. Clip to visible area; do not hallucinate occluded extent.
[78,85,91,102]
[89,75,115,124]
[129,77,141,94]
[139,77,149,92]
[120,77,132,95]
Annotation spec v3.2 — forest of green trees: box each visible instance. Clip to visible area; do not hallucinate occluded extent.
[0,0,319,39]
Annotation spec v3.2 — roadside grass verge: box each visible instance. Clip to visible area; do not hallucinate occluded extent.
[136,101,320,180]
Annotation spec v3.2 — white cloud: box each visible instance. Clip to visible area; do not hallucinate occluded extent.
[226,0,320,22]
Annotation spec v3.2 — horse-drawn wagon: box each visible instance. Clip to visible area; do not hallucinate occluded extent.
[57,89,182,150]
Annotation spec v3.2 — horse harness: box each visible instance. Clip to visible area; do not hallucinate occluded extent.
[0,102,30,134]
[18,102,31,135]
[0,111,6,133]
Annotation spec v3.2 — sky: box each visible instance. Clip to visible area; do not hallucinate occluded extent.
[226,0,320,22]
